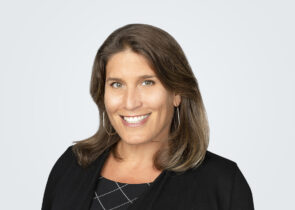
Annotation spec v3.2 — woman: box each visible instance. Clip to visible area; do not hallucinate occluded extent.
[42,23,254,210]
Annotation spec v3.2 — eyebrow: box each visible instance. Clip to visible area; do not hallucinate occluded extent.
[106,75,156,82]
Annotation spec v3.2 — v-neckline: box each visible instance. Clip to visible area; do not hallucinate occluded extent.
[83,147,171,210]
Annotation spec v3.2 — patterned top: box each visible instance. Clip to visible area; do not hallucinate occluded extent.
[89,175,153,210]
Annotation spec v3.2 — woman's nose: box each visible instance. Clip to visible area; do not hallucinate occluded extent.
[123,87,142,110]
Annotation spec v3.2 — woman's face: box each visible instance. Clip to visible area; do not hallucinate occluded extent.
[104,50,181,145]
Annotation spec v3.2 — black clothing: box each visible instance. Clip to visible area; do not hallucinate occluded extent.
[89,176,152,210]
[42,146,254,210]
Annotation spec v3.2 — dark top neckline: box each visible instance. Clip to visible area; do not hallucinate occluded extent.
[99,175,154,185]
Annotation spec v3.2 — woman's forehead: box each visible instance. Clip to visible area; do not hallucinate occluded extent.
[106,53,156,78]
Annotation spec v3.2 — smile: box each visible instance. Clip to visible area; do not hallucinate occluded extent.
[120,113,151,127]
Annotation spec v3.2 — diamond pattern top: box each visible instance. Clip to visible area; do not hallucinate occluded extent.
[89,175,153,210]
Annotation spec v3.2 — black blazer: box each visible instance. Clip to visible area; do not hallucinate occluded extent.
[42,146,254,210]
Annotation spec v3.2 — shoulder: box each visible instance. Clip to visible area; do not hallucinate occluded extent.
[190,150,239,183]
[165,151,254,208]
[201,150,238,173]
[42,146,76,209]
[198,151,254,208]
[53,145,76,169]
[45,146,77,183]
[191,151,253,201]
[57,145,75,161]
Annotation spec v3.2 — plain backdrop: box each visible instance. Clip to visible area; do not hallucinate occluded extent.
[1,0,294,209]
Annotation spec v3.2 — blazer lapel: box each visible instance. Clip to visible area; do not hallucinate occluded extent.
[75,147,172,210]
[78,147,111,210]
[126,169,172,210]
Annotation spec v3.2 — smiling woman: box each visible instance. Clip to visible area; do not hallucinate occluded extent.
[42,24,254,210]
[104,49,181,152]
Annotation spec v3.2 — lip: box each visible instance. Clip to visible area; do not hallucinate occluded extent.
[120,113,151,118]
[120,113,151,127]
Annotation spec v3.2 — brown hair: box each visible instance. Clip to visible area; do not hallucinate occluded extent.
[72,23,209,172]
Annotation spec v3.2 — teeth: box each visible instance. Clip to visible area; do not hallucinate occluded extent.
[123,114,149,123]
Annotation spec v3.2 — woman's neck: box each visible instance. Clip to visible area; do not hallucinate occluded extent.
[113,139,168,169]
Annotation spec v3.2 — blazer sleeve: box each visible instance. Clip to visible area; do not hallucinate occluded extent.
[41,146,74,210]
[229,164,255,210]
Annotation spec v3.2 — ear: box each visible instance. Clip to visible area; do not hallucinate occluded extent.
[173,93,181,107]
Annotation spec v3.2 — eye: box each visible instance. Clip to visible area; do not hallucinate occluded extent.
[110,82,122,88]
[142,80,155,86]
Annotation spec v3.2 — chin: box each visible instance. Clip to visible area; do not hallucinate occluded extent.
[120,136,150,145]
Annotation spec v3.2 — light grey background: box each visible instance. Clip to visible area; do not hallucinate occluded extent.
[1,0,294,209]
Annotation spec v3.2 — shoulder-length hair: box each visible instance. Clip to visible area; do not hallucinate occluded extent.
[72,23,209,173]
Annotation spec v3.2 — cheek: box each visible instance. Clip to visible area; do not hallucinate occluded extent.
[143,90,173,111]
[104,91,123,112]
